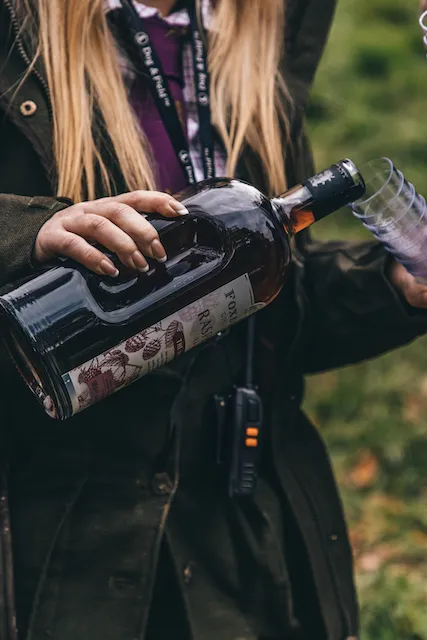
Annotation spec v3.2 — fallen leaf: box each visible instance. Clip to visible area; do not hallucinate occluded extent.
[347,450,379,489]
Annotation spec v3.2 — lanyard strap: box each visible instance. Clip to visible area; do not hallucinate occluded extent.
[188,7,215,181]
[119,0,215,184]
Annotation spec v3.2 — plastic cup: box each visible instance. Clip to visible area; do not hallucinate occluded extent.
[353,167,417,232]
[351,157,427,284]
[378,200,427,256]
[362,184,420,241]
[399,258,427,285]
[352,158,407,221]
[398,239,427,268]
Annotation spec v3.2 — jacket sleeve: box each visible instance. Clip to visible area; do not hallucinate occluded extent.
[299,237,427,374]
[0,194,71,287]
[285,0,338,107]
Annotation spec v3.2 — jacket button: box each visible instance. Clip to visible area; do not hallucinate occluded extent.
[151,471,173,496]
[182,562,194,585]
[20,100,38,116]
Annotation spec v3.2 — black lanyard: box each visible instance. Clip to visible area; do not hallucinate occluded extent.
[119,0,215,184]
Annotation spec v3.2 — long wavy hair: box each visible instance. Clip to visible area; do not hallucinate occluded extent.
[15,0,290,201]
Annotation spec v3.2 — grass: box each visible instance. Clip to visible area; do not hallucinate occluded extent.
[305,0,427,637]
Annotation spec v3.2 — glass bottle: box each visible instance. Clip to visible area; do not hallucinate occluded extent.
[0,160,365,419]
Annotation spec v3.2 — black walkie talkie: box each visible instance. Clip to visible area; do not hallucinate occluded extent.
[214,316,263,498]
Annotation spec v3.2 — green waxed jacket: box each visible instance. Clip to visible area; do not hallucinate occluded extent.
[1,1,427,639]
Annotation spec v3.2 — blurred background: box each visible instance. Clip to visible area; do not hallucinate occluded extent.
[305,0,427,637]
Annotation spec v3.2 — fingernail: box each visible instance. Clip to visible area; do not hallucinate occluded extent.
[132,251,149,272]
[100,259,119,277]
[151,239,167,262]
[169,200,189,215]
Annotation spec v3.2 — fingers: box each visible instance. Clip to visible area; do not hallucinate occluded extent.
[389,260,427,308]
[63,212,149,272]
[34,190,190,275]
[402,276,427,308]
[97,190,189,218]
[85,201,167,262]
[39,228,120,277]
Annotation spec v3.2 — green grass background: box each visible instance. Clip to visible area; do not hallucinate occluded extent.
[306,1,427,637]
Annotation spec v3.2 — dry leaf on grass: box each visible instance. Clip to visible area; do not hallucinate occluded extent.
[345,450,379,489]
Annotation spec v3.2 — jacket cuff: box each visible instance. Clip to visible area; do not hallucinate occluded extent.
[0,194,71,287]
[27,197,74,270]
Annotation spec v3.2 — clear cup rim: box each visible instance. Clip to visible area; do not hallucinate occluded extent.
[354,181,416,226]
[352,157,396,208]
[359,182,418,228]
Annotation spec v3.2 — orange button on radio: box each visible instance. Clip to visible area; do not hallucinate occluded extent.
[246,427,259,437]
[245,438,258,448]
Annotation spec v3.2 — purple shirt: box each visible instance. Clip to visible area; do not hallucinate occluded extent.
[130,17,190,194]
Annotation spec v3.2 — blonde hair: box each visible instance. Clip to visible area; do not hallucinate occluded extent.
[16,0,289,201]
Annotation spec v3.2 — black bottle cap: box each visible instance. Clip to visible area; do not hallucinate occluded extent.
[303,159,366,221]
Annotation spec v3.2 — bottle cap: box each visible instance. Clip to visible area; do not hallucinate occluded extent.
[303,159,366,221]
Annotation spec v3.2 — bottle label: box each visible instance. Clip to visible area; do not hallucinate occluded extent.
[62,273,259,416]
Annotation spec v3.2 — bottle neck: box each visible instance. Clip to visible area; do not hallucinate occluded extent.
[271,184,316,236]
[272,159,366,236]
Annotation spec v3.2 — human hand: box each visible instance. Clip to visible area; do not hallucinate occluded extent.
[388,259,427,309]
[34,191,188,277]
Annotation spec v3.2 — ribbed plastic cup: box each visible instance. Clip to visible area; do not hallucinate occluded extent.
[352,158,417,224]
[351,158,427,283]
[379,197,427,255]
[352,158,406,221]
[364,188,425,243]
[363,183,419,240]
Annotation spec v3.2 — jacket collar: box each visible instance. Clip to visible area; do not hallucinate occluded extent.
[0,0,55,181]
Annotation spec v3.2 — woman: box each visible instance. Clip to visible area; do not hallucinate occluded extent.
[0,1,426,639]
